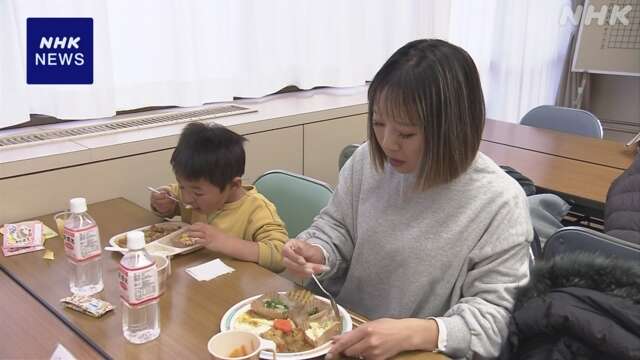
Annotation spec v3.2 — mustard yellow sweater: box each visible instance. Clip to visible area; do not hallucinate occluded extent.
[168,184,288,272]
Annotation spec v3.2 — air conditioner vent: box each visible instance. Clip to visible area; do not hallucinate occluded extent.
[0,105,255,148]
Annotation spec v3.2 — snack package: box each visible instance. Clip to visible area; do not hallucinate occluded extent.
[2,245,45,257]
[60,295,114,318]
[2,221,43,248]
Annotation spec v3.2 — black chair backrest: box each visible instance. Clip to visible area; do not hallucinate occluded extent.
[543,226,640,262]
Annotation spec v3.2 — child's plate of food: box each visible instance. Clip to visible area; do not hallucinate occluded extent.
[219,289,352,359]
[108,222,202,257]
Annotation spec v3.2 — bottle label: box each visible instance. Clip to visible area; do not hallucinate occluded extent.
[119,262,159,305]
[63,224,101,261]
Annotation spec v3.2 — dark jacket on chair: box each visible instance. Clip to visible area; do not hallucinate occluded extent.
[498,253,640,360]
[605,150,640,245]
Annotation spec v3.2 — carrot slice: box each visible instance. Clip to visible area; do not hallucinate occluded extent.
[273,319,293,333]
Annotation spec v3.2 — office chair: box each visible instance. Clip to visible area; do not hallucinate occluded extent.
[338,144,360,170]
[520,105,603,139]
[543,226,640,262]
[253,170,333,238]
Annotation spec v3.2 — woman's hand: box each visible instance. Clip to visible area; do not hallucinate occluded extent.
[150,186,177,215]
[327,318,439,360]
[281,239,328,278]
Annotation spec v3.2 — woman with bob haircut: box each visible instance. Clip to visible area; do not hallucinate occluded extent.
[283,39,532,359]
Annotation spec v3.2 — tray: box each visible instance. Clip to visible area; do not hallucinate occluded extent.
[108,221,202,257]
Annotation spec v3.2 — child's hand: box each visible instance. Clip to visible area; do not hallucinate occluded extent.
[282,239,328,278]
[186,222,228,251]
[150,186,177,215]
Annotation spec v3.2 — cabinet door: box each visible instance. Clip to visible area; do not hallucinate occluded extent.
[0,149,176,223]
[303,115,367,187]
[244,126,303,184]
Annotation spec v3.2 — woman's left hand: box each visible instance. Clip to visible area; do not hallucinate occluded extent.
[327,318,439,360]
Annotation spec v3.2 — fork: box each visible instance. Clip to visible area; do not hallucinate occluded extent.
[146,186,192,209]
[311,273,341,320]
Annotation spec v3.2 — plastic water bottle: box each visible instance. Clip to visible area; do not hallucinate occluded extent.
[119,231,160,344]
[63,197,103,295]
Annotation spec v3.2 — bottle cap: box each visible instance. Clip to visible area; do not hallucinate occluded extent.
[69,198,87,213]
[126,231,146,250]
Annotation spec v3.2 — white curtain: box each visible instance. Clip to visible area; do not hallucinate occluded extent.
[0,0,450,128]
[449,0,575,123]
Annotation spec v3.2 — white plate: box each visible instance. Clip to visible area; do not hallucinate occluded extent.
[220,293,352,360]
[108,221,202,257]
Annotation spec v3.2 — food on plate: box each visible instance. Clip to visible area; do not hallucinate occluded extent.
[115,236,128,248]
[287,288,314,306]
[303,310,341,347]
[144,224,181,241]
[235,289,342,353]
[175,233,195,247]
[250,292,290,319]
[228,345,249,357]
[261,325,311,352]
[274,319,293,333]
[115,224,182,247]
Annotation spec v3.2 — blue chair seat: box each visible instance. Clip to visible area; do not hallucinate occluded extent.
[520,105,603,139]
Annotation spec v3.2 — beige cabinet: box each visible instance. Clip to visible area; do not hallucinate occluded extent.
[0,127,305,223]
[243,126,303,184]
[1,116,366,224]
[303,114,368,188]
[0,149,176,223]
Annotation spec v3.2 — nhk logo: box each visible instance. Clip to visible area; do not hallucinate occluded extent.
[560,4,633,26]
[27,18,93,84]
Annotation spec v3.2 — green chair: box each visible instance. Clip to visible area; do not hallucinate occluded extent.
[253,170,333,237]
[338,144,360,170]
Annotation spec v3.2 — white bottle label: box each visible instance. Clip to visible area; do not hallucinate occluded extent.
[119,262,159,305]
[63,225,101,261]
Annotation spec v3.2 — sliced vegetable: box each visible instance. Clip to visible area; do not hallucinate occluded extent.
[273,319,293,333]
[264,298,288,311]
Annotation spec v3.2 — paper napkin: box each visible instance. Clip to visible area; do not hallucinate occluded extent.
[185,259,235,281]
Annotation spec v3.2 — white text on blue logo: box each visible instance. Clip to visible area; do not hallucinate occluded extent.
[35,36,84,66]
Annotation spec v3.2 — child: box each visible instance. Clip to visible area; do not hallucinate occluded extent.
[151,122,288,272]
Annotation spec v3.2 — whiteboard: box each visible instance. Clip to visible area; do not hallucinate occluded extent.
[572,0,640,76]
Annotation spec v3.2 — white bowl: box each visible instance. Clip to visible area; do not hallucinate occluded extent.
[153,254,170,295]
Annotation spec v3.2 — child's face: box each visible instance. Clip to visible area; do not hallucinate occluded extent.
[176,176,233,214]
[372,113,424,174]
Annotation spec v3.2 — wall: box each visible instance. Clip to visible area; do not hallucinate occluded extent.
[589,74,640,143]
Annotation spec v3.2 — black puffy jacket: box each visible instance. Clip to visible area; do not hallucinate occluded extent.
[605,150,640,245]
[499,253,640,360]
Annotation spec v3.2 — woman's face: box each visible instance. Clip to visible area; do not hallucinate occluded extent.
[372,112,424,174]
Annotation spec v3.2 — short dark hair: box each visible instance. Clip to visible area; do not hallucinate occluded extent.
[368,39,485,190]
[171,122,247,189]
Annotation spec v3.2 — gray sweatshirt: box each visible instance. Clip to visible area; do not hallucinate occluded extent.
[298,143,532,359]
